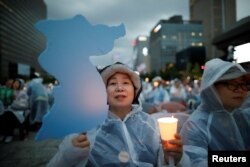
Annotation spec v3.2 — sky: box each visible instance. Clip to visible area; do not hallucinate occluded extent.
[44,0,250,67]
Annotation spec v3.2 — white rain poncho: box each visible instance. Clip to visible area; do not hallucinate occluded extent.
[180,58,250,166]
[145,86,170,105]
[86,104,160,166]
[49,104,161,166]
[47,104,190,167]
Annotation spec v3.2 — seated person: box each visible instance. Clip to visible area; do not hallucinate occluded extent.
[47,62,190,167]
[0,78,29,143]
[181,58,250,167]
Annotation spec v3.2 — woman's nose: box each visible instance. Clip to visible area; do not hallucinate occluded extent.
[115,84,124,91]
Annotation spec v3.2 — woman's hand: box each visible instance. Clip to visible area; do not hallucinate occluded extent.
[162,133,183,165]
[72,133,90,149]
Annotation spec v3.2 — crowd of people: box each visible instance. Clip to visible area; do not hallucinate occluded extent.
[47,62,188,166]
[48,58,249,167]
[140,73,201,114]
[0,73,54,143]
[0,58,249,167]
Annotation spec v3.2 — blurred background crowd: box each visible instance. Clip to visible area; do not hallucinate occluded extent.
[0,72,54,143]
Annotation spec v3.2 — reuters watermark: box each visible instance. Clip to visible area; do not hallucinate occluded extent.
[208,151,250,167]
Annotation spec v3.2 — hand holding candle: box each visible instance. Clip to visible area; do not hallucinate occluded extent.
[157,116,181,166]
[157,116,178,141]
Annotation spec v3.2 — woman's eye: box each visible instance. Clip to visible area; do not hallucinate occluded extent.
[109,82,116,85]
[123,81,131,85]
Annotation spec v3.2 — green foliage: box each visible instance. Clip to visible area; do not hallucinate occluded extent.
[140,62,203,81]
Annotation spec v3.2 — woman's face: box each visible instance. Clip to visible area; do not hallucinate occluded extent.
[214,77,248,111]
[13,80,20,90]
[107,73,135,109]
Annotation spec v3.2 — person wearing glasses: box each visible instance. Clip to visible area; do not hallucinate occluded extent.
[180,58,250,167]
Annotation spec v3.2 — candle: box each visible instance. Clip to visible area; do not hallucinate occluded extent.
[157,116,178,141]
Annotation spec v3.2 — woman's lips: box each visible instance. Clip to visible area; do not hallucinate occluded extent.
[115,95,126,99]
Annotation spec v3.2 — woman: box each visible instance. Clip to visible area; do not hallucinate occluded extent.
[47,62,189,167]
[181,58,250,166]
[0,78,29,143]
[144,76,170,105]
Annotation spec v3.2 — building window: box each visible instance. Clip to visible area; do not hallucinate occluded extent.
[142,47,148,56]
[138,36,147,41]
[154,24,162,33]
[171,35,177,40]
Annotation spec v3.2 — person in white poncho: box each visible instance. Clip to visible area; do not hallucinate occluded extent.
[0,78,29,143]
[180,58,250,167]
[47,62,190,167]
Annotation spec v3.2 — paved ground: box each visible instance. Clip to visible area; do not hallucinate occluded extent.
[0,131,62,167]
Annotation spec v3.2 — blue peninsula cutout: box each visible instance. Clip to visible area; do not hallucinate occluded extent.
[35,15,125,140]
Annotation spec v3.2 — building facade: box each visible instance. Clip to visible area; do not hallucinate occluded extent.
[149,15,204,73]
[133,36,150,73]
[0,0,47,83]
[176,46,206,72]
[213,16,250,72]
[189,0,236,60]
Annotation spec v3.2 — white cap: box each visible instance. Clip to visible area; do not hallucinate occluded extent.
[152,76,162,82]
[99,62,142,104]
